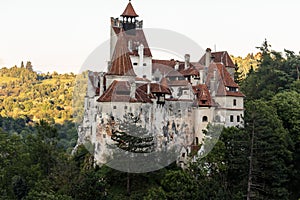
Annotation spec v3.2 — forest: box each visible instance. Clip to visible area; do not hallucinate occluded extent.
[0,40,300,199]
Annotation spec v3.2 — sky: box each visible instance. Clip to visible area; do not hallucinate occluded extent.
[0,0,299,73]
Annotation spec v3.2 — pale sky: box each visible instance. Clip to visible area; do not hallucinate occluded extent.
[0,0,299,73]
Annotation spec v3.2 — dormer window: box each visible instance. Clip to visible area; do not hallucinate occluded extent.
[227,87,238,92]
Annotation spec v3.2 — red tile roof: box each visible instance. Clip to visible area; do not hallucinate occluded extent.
[199,51,235,68]
[112,28,152,57]
[206,62,245,97]
[152,62,182,77]
[168,80,190,86]
[138,83,171,95]
[121,2,139,17]
[216,63,238,88]
[135,77,151,82]
[192,84,212,107]
[97,80,152,103]
[107,31,136,76]
[160,77,169,88]
[180,67,199,76]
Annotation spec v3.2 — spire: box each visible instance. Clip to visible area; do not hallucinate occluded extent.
[121,1,139,17]
[107,31,136,76]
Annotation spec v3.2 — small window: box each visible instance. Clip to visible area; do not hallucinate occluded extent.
[233,99,237,106]
[230,115,234,122]
[143,63,147,66]
[237,115,240,122]
[182,153,185,158]
[113,106,117,109]
[202,116,208,122]
[195,137,199,145]
[133,62,138,66]
[103,134,106,138]
[124,106,128,110]
[159,96,165,102]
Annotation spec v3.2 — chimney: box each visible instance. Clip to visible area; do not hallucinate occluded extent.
[175,61,179,71]
[130,82,136,98]
[205,48,211,67]
[147,83,150,95]
[99,73,104,96]
[210,68,217,97]
[184,54,190,70]
[138,43,144,67]
[199,69,204,84]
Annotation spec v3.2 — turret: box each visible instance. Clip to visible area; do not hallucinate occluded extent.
[121,0,139,35]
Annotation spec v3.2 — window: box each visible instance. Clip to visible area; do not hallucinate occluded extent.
[195,137,199,145]
[124,106,128,110]
[237,115,240,122]
[159,96,165,102]
[113,106,117,109]
[143,63,147,66]
[230,115,234,122]
[233,99,237,106]
[182,153,185,158]
[133,62,138,66]
[103,134,106,138]
[202,116,208,122]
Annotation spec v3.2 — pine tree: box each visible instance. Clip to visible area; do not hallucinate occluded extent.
[110,113,154,196]
[245,100,292,199]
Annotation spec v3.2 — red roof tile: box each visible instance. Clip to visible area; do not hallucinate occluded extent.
[139,83,171,95]
[160,77,169,88]
[216,63,238,88]
[168,80,190,86]
[107,31,136,76]
[206,62,245,97]
[192,84,212,107]
[113,28,152,57]
[121,2,139,17]
[97,80,152,103]
[199,51,235,68]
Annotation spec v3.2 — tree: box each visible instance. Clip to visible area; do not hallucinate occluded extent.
[111,113,154,196]
[241,40,295,100]
[272,91,300,199]
[245,100,292,199]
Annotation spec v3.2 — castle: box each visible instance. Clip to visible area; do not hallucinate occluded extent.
[77,1,244,167]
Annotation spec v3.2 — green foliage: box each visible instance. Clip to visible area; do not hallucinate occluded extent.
[0,65,75,124]
[241,40,298,100]
[111,113,154,153]
[245,100,292,199]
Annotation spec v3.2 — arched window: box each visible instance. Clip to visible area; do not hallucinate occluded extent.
[202,116,208,122]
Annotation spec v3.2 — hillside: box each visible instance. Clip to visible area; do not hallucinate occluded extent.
[0,42,300,199]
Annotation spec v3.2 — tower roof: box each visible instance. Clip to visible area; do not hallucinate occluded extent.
[121,1,139,17]
[107,31,136,76]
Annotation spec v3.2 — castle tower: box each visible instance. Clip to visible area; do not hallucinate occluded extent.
[121,0,139,35]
